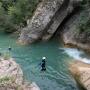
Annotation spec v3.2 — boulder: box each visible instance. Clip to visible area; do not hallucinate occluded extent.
[18,0,82,44]
[0,58,40,90]
[69,60,90,90]
[61,7,90,52]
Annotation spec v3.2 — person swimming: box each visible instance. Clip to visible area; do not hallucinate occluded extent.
[41,57,46,71]
[8,46,12,51]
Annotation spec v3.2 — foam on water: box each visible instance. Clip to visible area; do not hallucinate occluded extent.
[60,48,90,64]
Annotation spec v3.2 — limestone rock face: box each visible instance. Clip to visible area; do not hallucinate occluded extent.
[61,7,90,51]
[0,58,40,90]
[69,61,90,90]
[18,0,82,44]
[0,58,23,86]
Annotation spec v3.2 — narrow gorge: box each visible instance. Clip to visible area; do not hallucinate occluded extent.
[0,0,90,90]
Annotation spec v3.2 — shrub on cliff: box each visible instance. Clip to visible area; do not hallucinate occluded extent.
[78,19,90,33]
[81,0,90,5]
[2,51,12,60]
[0,0,41,33]
[0,76,15,85]
[77,0,90,34]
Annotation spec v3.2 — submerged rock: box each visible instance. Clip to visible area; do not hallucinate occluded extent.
[18,0,82,44]
[0,58,40,90]
[69,60,90,90]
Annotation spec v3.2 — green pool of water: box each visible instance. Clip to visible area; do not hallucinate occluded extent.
[0,33,80,90]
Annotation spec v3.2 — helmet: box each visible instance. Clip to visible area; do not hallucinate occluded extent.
[42,57,46,60]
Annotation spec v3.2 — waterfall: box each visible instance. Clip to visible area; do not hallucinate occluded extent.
[60,48,90,64]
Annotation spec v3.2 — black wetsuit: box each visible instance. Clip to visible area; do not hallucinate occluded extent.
[41,60,46,71]
[0,53,1,56]
[8,47,12,51]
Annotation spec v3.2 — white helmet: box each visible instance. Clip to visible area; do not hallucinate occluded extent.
[42,57,46,60]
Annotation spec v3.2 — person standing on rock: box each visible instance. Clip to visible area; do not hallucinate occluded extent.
[41,57,46,71]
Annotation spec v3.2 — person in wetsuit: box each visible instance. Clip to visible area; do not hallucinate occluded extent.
[8,46,12,51]
[41,57,46,71]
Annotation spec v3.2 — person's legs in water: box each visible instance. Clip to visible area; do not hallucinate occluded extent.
[41,61,46,71]
[41,66,46,71]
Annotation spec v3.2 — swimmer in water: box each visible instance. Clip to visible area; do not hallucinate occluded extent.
[41,57,46,71]
[8,46,12,51]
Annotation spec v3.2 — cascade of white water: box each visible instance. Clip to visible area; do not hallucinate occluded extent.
[60,48,90,64]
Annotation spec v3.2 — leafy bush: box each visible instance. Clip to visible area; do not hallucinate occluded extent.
[78,19,90,33]
[0,76,16,85]
[2,51,12,60]
[81,0,87,5]
[0,0,41,33]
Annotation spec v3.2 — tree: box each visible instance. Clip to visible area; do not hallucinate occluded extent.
[0,0,40,33]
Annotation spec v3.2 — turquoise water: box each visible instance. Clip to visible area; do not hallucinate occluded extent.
[0,33,80,90]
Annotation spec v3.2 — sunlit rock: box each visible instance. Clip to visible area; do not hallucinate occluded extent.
[19,0,82,44]
[69,60,90,90]
[0,57,40,90]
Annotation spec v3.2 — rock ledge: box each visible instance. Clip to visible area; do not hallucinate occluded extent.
[69,60,90,90]
[0,57,40,90]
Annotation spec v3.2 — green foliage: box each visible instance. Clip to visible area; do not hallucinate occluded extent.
[0,76,22,90]
[81,0,87,5]
[78,19,90,33]
[81,0,90,6]
[76,1,90,34]
[2,51,12,60]
[0,0,40,33]
[0,76,14,85]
